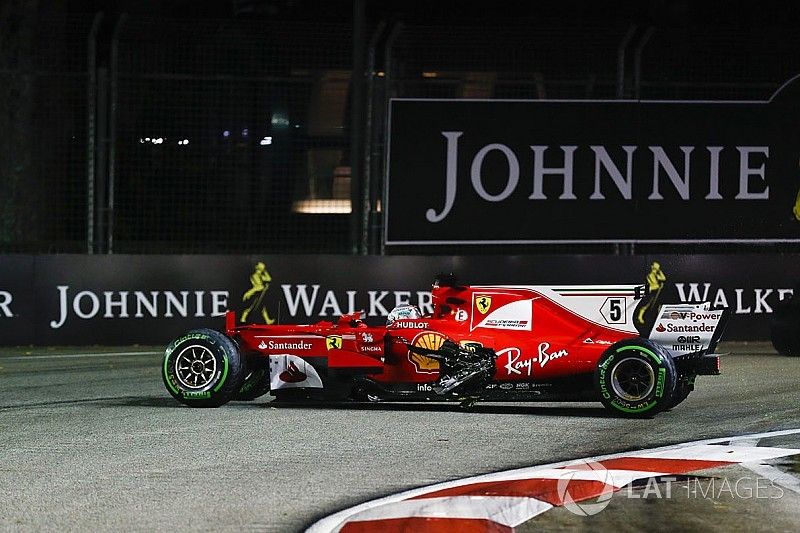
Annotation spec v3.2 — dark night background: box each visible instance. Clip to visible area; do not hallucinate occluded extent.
[2,1,800,255]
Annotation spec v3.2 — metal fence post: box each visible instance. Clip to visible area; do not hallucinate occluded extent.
[363,20,386,255]
[633,27,654,100]
[86,12,103,254]
[95,66,109,253]
[616,25,637,99]
[350,0,366,254]
[107,14,127,254]
[379,22,402,255]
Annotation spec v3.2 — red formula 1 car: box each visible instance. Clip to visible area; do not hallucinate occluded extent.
[162,276,728,417]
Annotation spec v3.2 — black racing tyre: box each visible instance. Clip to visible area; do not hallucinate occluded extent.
[663,378,694,411]
[235,366,272,401]
[770,295,800,356]
[162,329,245,407]
[595,339,677,418]
[770,323,800,356]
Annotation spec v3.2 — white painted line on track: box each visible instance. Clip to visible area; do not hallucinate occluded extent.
[1,351,161,360]
[342,496,551,527]
[733,437,800,496]
[635,444,799,463]
[307,428,800,533]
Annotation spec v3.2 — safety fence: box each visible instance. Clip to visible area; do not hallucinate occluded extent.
[2,15,800,254]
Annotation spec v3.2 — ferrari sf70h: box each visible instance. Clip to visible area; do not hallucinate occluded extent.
[162,276,727,417]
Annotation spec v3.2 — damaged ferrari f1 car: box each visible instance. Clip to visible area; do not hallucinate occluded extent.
[162,276,728,417]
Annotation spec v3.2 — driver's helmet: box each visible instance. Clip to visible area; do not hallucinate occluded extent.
[387,304,422,325]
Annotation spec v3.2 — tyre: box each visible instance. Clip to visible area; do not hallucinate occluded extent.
[770,321,800,356]
[770,296,800,356]
[162,328,245,407]
[663,377,694,411]
[595,339,677,418]
[235,366,272,401]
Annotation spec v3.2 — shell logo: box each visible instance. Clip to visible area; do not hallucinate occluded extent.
[409,331,445,373]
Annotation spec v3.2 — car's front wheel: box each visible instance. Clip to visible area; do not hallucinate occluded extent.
[595,339,677,418]
[162,328,245,407]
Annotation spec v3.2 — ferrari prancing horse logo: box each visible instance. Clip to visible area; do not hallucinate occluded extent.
[326,335,342,350]
[475,295,492,315]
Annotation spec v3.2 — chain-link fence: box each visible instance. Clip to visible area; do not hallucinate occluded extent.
[385,22,630,101]
[3,13,800,254]
[640,25,800,100]
[0,14,92,253]
[113,18,353,253]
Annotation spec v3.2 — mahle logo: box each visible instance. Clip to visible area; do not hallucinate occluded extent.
[475,295,492,314]
[241,262,275,324]
[556,459,614,516]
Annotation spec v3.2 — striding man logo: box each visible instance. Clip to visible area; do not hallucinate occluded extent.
[241,262,275,324]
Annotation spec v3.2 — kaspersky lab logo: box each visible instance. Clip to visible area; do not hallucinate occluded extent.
[556,459,614,516]
[241,262,275,324]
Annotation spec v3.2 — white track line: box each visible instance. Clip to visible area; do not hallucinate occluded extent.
[307,428,800,533]
[2,351,161,360]
[342,496,551,527]
[733,437,800,496]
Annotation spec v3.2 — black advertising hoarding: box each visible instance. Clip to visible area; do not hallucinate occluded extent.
[386,82,800,245]
[0,255,35,345]
[0,254,797,345]
[33,255,249,345]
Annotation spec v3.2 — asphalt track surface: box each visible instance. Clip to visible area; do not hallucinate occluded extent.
[1,342,799,532]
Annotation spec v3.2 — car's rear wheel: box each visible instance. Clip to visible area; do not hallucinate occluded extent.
[595,339,677,418]
[663,377,694,411]
[770,322,800,356]
[162,328,245,407]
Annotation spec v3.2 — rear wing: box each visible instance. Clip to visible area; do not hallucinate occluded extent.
[648,303,730,356]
